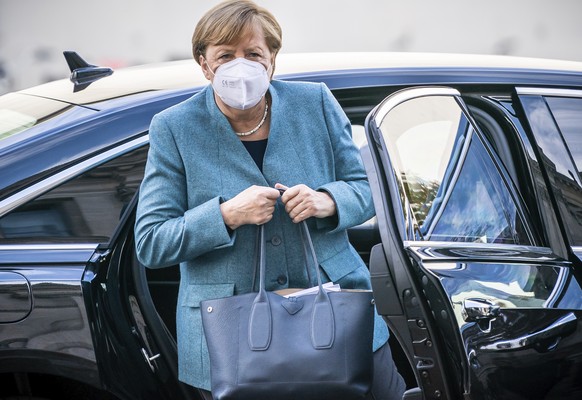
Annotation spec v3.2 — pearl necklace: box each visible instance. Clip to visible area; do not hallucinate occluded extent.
[234,103,269,137]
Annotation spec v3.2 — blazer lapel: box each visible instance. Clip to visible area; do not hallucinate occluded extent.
[262,84,309,188]
[204,87,268,197]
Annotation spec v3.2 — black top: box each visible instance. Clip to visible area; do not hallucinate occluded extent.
[242,139,268,171]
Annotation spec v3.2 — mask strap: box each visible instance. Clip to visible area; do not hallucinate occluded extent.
[203,58,217,77]
[266,62,273,77]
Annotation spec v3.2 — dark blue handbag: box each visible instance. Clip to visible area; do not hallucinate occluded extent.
[201,221,374,400]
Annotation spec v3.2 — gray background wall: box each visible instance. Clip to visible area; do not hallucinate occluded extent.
[1,0,581,94]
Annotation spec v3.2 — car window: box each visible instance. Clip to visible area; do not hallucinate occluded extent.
[543,96,582,247]
[378,94,531,244]
[0,145,148,244]
[545,96,582,179]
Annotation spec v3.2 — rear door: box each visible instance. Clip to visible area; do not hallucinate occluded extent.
[516,88,582,261]
[364,87,582,400]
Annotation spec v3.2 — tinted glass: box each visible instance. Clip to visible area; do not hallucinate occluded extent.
[380,96,463,229]
[427,133,530,244]
[0,93,95,150]
[0,145,148,244]
[544,96,582,246]
[379,95,531,244]
[545,96,582,178]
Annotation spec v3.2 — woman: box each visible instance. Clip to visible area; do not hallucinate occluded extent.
[135,1,405,398]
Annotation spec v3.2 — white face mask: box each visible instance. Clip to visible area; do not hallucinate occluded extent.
[207,58,271,110]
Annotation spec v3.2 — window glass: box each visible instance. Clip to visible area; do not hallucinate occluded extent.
[544,96,582,246]
[545,96,582,178]
[380,96,462,228]
[379,95,531,244]
[0,145,148,244]
[428,133,529,244]
[0,93,94,149]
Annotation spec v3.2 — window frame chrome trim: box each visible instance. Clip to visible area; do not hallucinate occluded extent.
[516,87,582,97]
[544,266,569,308]
[373,87,460,128]
[0,135,149,218]
[405,241,566,266]
[0,243,99,251]
[404,240,556,255]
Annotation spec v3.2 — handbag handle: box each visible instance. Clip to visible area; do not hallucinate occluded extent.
[249,221,335,351]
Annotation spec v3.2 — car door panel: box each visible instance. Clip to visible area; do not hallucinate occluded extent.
[362,95,457,398]
[0,245,100,387]
[365,87,582,399]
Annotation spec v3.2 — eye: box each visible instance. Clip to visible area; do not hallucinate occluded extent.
[217,53,234,62]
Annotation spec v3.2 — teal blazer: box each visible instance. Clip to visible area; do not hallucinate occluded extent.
[135,80,389,390]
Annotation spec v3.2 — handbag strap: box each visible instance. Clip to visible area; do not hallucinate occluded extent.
[249,221,335,351]
[252,221,316,291]
[251,226,261,293]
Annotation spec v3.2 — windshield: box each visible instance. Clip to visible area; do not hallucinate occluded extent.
[0,93,93,151]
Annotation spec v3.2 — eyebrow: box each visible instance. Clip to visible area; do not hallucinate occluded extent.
[213,44,265,54]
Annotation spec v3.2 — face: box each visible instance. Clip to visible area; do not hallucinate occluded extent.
[200,24,274,81]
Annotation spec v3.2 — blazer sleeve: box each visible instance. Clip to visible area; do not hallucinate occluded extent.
[316,83,376,233]
[134,113,234,269]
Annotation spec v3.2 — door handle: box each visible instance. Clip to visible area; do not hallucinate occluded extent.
[480,312,577,352]
[141,347,161,373]
[462,298,501,322]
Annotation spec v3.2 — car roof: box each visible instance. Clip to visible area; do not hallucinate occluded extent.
[18,52,582,106]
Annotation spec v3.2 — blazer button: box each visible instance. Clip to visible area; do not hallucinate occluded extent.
[277,275,287,285]
[271,235,282,246]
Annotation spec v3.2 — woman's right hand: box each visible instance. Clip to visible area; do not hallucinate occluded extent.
[220,185,281,230]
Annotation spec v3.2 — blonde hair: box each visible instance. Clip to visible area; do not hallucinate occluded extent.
[192,0,282,65]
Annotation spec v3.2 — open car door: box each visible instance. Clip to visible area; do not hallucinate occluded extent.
[363,87,582,400]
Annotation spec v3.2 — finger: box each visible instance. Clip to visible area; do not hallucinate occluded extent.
[285,189,311,214]
[281,186,302,209]
[264,205,276,216]
[289,201,309,220]
[261,213,274,224]
[263,187,282,200]
[275,183,292,203]
[292,208,311,223]
[285,198,301,215]
[283,184,302,198]
[259,205,276,221]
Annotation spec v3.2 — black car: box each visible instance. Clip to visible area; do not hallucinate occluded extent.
[1,51,581,400]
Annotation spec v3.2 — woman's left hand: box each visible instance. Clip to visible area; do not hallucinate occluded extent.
[275,183,336,223]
